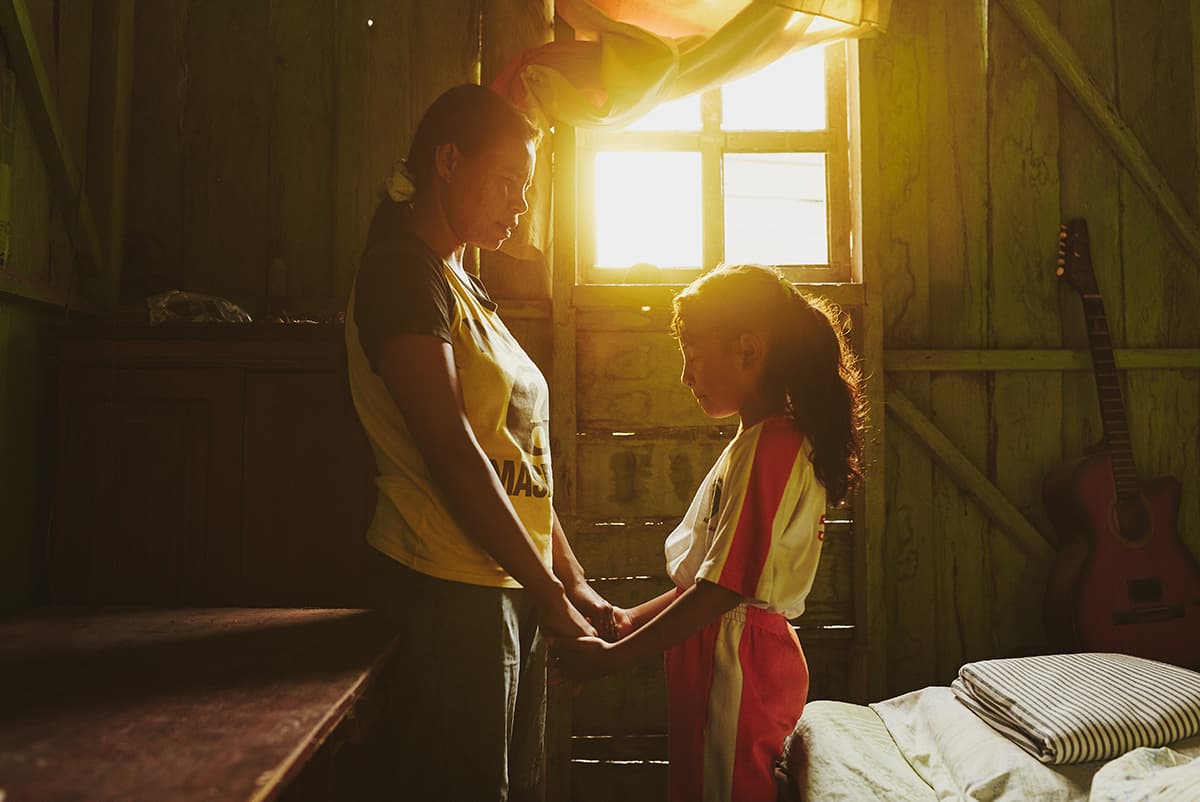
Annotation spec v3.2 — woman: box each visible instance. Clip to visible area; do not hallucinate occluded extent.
[345,83,615,801]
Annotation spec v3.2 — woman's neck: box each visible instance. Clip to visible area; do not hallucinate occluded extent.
[408,197,465,267]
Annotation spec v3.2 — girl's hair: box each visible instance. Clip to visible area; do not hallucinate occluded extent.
[671,264,866,504]
[406,84,541,197]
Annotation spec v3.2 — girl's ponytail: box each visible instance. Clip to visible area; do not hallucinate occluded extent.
[772,283,866,505]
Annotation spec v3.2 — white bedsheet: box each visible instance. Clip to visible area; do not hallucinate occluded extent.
[788,700,938,800]
[870,686,1200,801]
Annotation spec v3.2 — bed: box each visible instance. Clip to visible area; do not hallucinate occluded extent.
[779,653,1200,801]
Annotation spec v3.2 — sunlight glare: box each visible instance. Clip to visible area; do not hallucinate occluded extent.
[594,152,702,268]
[722,48,825,131]
[724,153,827,266]
[624,94,702,131]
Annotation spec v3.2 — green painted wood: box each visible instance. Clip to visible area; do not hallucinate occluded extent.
[181,1,272,313]
[577,329,736,430]
[1117,2,1200,563]
[987,0,1062,661]
[0,0,107,297]
[885,348,1200,371]
[868,0,936,697]
[267,1,337,316]
[926,0,991,683]
[851,33,888,702]
[997,0,1200,266]
[0,301,49,612]
[575,433,730,520]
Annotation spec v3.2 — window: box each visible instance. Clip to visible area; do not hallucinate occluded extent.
[575,43,851,284]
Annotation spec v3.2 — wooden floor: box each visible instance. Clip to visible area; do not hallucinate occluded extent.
[0,607,396,802]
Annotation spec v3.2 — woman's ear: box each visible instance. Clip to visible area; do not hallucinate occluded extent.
[433,143,460,182]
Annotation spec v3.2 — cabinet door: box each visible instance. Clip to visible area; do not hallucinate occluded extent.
[51,367,244,604]
[242,371,376,606]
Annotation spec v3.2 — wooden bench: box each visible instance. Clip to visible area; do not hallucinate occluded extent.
[0,607,397,802]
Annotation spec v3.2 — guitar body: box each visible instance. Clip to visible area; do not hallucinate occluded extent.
[1044,450,1200,668]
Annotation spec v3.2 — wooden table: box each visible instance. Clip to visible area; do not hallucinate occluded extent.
[0,607,398,802]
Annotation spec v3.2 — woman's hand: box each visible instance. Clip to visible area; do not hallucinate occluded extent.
[565,581,620,641]
[551,635,620,682]
[537,585,598,640]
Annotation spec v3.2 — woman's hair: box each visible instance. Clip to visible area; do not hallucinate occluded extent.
[671,264,866,504]
[405,83,541,197]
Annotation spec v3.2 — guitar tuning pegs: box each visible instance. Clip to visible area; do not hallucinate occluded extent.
[1056,266,1065,276]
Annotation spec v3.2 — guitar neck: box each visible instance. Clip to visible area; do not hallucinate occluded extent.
[1080,293,1139,499]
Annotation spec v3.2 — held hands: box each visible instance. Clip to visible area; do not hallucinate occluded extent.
[550,635,618,683]
[565,581,627,642]
[536,582,597,640]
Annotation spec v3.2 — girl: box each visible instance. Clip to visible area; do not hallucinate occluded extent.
[346,84,615,800]
[555,263,866,802]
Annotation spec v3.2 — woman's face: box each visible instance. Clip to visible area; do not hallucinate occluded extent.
[443,137,536,251]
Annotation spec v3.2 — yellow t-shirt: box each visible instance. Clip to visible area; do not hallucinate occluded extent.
[345,208,552,588]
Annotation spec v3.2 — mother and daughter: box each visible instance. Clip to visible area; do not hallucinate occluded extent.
[345,83,866,802]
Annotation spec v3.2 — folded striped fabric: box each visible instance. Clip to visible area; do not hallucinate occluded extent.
[951,653,1200,765]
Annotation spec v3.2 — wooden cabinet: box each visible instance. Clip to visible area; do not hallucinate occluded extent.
[50,324,377,607]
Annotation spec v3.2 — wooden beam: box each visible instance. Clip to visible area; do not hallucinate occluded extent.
[85,0,133,306]
[0,0,108,299]
[548,16,580,801]
[996,0,1200,266]
[571,281,866,311]
[886,348,1200,372]
[848,39,886,703]
[886,387,1055,563]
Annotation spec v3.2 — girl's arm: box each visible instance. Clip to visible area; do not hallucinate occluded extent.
[555,580,744,680]
[376,334,594,639]
[620,589,676,637]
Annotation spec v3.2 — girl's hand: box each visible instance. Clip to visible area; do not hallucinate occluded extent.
[612,607,636,639]
[565,581,620,642]
[551,635,619,682]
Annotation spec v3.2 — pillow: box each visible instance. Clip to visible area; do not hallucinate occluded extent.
[951,653,1200,764]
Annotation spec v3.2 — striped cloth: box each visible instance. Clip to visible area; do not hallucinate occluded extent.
[951,653,1200,765]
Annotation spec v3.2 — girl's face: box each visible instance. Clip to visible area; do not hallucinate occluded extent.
[677,324,757,420]
[443,137,536,251]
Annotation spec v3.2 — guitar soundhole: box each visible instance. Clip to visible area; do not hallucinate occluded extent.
[1115,497,1150,542]
[1128,577,1163,604]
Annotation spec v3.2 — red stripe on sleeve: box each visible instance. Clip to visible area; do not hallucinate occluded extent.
[717,417,804,596]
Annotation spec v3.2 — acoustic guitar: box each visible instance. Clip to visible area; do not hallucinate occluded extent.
[1043,218,1200,668]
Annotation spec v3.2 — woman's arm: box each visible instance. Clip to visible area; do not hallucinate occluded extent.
[550,509,625,640]
[376,333,594,639]
[555,580,743,680]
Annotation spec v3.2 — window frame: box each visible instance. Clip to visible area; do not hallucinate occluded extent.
[571,42,852,285]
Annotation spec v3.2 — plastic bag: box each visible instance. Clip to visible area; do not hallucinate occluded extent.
[147,290,253,325]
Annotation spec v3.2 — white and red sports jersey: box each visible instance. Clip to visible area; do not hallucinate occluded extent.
[665,414,826,619]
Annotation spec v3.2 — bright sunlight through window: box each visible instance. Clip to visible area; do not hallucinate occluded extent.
[578,43,850,282]
[595,153,702,268]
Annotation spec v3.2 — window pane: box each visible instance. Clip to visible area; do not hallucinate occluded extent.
[624,94,702,131]
[594,152,702,269]
[724,153,827,266]
[721,47,826,131]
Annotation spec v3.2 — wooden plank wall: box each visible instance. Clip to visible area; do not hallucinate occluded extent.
[864,0,1200,698]
[2,0,120,611]
[105,0,1200,797]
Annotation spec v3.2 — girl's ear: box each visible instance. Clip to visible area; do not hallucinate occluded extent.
[433,143,460,182]
[738,332,768,370]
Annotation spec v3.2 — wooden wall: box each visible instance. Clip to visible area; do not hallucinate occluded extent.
[865,0,1200,697]
[124,0,552,317]
[8,0,1199,796]
[1,0,122,612]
